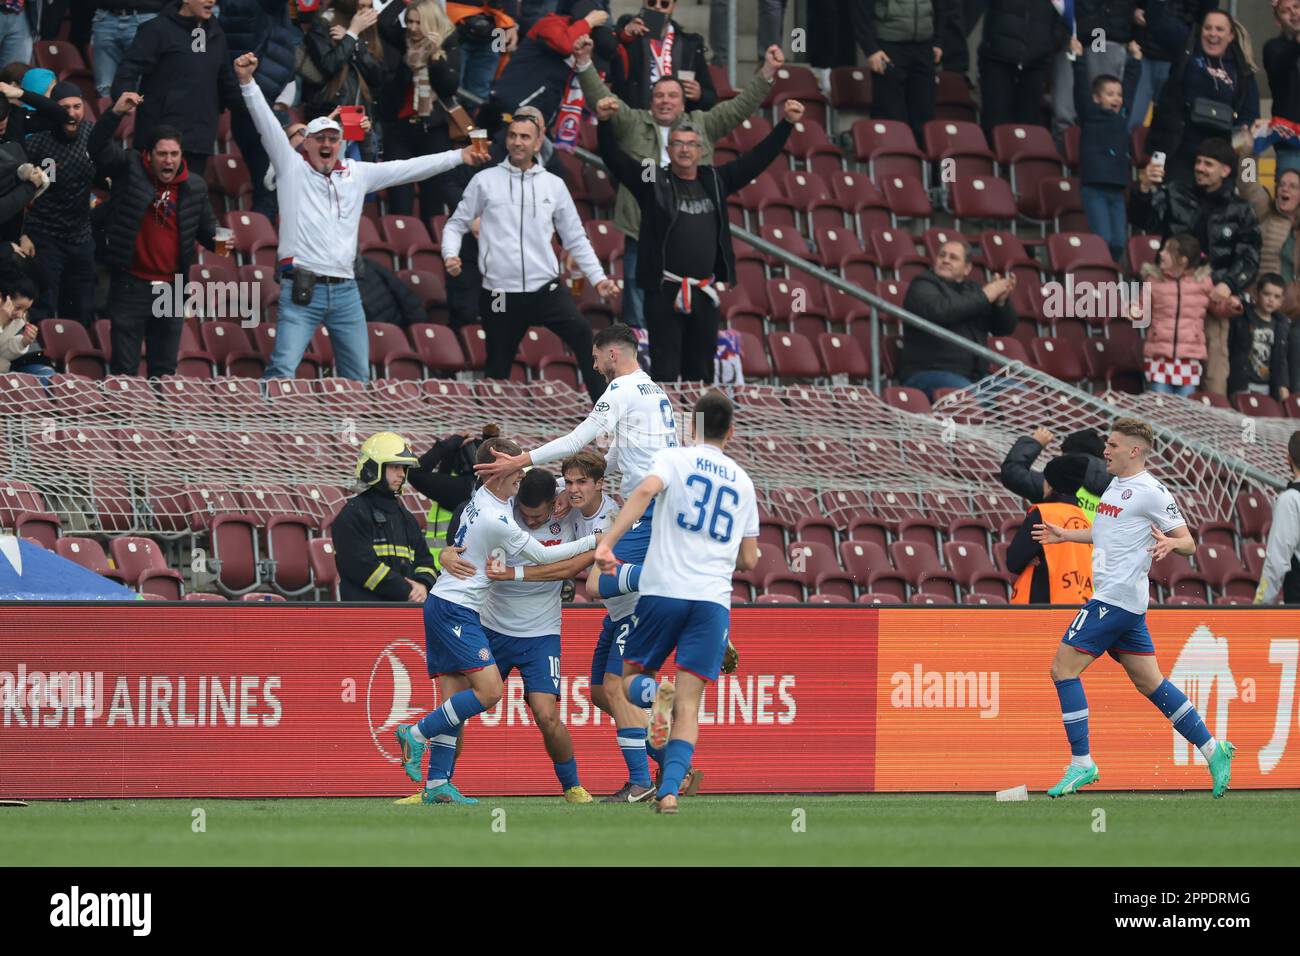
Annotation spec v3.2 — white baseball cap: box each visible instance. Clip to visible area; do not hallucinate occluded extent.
[304,116,343,137]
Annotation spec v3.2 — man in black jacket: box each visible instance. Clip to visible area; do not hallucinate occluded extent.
[898,239,1018,398]
[597,97,797,383]
[611,0,717,112]
[1133,136,1261,392]
[23,81,97,326]
[90,91,220,378]
[1000,425,1111,515]
[334,431,440,602]
[358,257,427,330]
[852,0,948,148]
[976,0,1069,136]
[110,0,245,177]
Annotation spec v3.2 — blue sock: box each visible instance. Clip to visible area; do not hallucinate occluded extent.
[427,726,461,785]
[597,563,642,598]
[553,758,580,791]
[647,740,665,768]
[417,689,486,742]
[1054,677,1090,757]
[1147,679,1211,748]
[616,725,652,787]
[657,739,694,798]
[626,673,657,708]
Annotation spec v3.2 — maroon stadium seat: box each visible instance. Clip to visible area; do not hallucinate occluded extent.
[766,331,822,379]
[1233,392,1284,419]
[380,214,440,271]
[37,319,106,379]
[201,320,264,377]
[408,323,465,375]
[1236,490,1272,540]
[950,175,1017,230]
[308,538,340,599]
[922,119,996,177]
[367,323,424,380]
[55,538,127,584]
[458,324,488,371]
[829,66,872,111]
[210,514,263,595]
[108,536,185,598]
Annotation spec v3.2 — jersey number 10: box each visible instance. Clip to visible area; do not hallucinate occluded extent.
[676,475,738,543]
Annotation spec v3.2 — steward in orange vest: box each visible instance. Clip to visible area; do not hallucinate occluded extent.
[1007,455,1095,604]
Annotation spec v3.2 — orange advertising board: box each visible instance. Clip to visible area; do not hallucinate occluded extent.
[874,608,1300,791]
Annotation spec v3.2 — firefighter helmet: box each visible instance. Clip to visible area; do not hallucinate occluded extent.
[356,432,419,487]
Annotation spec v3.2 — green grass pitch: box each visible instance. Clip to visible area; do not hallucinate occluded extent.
[4,792,1298,866]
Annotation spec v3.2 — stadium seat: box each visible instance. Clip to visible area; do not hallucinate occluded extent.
[817,332,869,380]
[879,174,933,226]
[846,516,891,550]
[242,592,287,602]
[911,592,955,605]
[379,214,440,271]
[55,538,127,584]
[1031,337,1088,384]
[923,119,996,178]
[813,226,862,270]
[398,269,450,323]
[210,514,263,595]
[889,540,944,588]
[1193,543,1254,595]
[950,176,1017,231]
[108,536,185,598]
[735,542,792,592]
[767,331,822,379]
[808,592,854,604]
[367,323,424,380]
[850,118,925,183]
[943,541,999,588]
[37,319,106,378]
[964,593,1008,605]
[792,516,837,551]
[201,320,264,377]
[15,512,61,550]
[1036,177,1088,233]
[1167,569,1213,604]
[307,538,339,600]
[457,325,488,371]
[828,66,872,112]
[222,210,278,266]
[881,386,931,414]
[1236,490,1272,540]
[185,592,229,601]
[1233,392,1284,418]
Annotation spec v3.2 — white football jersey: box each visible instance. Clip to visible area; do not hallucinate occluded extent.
[480,508,574,638]
[1091,470,1187,615]
[639,444,759,608]
[431,486,553,613]
[531,369,679,497]
[569,493,618,538]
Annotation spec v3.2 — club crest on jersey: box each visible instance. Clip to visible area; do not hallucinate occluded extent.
[550,522,561,534]
[478,648,491,661]
[1121,489,1133,500]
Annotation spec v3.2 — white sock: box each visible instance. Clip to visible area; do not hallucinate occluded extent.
[1199,738,1218,760]
[409,724,427,744]
[1070,753,1096,769]
[426,778,446,789]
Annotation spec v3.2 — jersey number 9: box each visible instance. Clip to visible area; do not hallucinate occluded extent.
[676,475,738,543]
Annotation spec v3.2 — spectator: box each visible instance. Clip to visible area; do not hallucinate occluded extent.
[574,38,784,329]
[0,104,45,262]
[1228,272,1290,401]
[852,0,947,148]
[263,118,310,194]
[518,0,559,35]
[111,0,245,177]
[1240,168,1300,312]
[1000,426,1110,518]
[1263,0,1300,175]
[1007,454,1095,604]
[1073,55,1141,262]
[377,0,467,218]
[91,2,164,97]
[1255,428,1300,603]
[1078,1,1137,81]
[408,423,501,557]
[611,0,717,111]
[333,431,440,602]
[0,1,33,67]
[0,71,71,145]
[489,1,617,140]
[221,0,303,218]
[810,0,862,90]
[357,256,426,329]
[90,93,220,379]
[597,101,798,384]
[1129,1,1217,133]
[234,51,484,383]
[897,239,1018,399]
[449,0,520,101]
[977,0,1069,137]
[1134,233,1213,396]
[301,0,385,162]
[442,111,617,400]
[1145,9,1259,187]
[23,81,97,326]
[0,277,53,384]
[1134,137,1261,393]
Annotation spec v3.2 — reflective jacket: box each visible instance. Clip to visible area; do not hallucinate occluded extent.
[333,485,437,601]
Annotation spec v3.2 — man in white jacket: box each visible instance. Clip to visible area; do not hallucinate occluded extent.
[442,110,618,401]
[233,52,487,383]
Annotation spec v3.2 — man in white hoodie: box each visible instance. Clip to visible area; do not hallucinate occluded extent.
[233,52,487,383]
[442,110,619,402]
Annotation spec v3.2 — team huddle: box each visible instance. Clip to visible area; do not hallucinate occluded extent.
[391,325,757,813]
[374,326,1235,809]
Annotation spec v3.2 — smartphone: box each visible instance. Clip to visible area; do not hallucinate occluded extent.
[1150,150,1166,167]
[639,8,668,39]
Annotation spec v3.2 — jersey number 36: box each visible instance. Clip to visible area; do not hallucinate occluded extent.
[676,475,738,543]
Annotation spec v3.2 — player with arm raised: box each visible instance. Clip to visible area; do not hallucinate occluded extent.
[1032,418,1236,799]
[394,438,598,806]
[594,390,760,815]
[476,323,680,802]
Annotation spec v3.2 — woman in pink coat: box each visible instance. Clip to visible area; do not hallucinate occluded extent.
[1136,234,1216,397]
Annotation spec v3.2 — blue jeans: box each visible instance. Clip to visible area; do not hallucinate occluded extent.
[459,35,500,101]
[1082,184,1126,262]
[262,278,370,382]
[1129,58,1171,132]
[0,11,32,69]
[903,369,974,400]
[621,236,645,328]
[1147,379,1195,397]
[92,11,157,96]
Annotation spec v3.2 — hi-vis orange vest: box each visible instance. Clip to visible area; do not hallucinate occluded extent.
[1010,501,1094,605]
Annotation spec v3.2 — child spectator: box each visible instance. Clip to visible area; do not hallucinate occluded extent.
[1229,272,1291,401]
[1137,233,1214,397]
[1073,51,1141,262]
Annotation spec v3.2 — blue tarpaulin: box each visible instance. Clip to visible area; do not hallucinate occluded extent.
[0,536,139,600]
